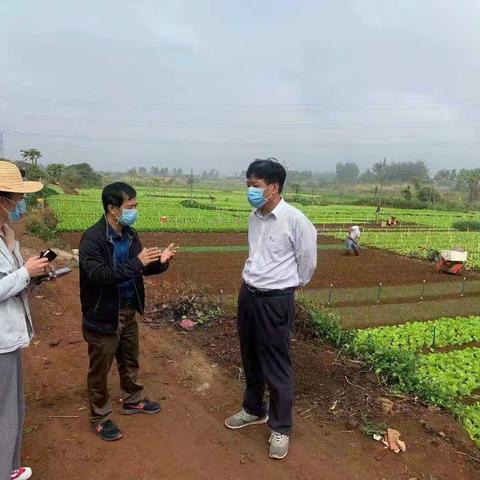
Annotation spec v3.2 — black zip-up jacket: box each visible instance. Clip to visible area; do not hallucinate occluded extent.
[79,216,168,334]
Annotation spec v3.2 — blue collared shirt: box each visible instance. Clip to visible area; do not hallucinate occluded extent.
[108,225,136,303]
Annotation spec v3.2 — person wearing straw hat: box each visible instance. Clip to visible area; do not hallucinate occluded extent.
[0,161,50,480]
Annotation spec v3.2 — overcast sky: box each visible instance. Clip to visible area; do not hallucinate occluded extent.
[1,0,480,174]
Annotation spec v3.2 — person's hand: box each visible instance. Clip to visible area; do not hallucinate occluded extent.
[138,247,162,267]
[44,263,57,281]
[24,256,50,278]
[160,243,179,264]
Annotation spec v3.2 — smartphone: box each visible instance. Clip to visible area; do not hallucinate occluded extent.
[40,249,57,262]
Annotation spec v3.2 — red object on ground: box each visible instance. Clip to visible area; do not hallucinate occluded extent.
[179,319,197,331]
[435,258,465,275]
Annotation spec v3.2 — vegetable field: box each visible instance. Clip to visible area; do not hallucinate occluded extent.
[331,230,480,269]
[349,316,480,447]
[49,185,480,448]
[48,187,480,233]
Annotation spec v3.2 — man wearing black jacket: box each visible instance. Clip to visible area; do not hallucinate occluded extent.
[79,182,176,441]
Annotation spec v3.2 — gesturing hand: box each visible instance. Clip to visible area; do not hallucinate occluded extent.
[160,243,179,264]
[137,247,162,267]
[24,256,50,278]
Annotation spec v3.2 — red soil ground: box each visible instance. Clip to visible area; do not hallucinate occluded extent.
[12,227,480,479]
[60,232,475,295]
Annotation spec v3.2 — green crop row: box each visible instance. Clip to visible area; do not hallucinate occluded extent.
[354,316,480,352]
[47,187,480,233]
[332,230,480,269]
[416,348,480,400]
[305,306,480,448]
[456,403,480,447]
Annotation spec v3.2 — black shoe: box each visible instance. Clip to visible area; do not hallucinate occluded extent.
[93,419,123,441]
[121,398,161,415]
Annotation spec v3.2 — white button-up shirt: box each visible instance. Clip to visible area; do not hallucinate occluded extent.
[242,199,317,290]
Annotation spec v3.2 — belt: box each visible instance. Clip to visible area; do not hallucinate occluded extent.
[243,282,295,297]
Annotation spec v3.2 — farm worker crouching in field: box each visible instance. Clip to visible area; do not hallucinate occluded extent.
[79,182,178,441]
[224,158,318,460]
[0,161,51,480]
[345,225,361,256]
[387,216,397,227]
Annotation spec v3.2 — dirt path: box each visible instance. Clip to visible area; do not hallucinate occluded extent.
[15,231,480,479]
[24,275,365,480]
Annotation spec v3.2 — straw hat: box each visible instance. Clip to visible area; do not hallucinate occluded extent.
[0,161,43,193]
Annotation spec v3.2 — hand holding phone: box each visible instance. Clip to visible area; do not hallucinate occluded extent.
[24,257,50,278]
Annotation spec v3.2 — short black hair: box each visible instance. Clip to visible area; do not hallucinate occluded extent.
[0,191,13,199]
[102,182,137,213]
[246,158,286,193]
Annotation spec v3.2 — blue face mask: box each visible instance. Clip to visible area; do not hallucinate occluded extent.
[119,208,138,226]
[3,198,27,223]
[247,186,271,208]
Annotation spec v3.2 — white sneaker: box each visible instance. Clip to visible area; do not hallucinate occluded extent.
[269,431,289,459]
[224,409,268,430]
[11,468,32,480]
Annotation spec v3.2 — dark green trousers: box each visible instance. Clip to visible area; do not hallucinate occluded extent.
[83,306,144,425]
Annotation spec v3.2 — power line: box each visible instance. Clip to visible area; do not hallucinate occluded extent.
[6,114,480,129]
[5,129,480,150]
[3,96,480,112]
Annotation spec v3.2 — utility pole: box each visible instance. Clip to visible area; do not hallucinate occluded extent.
[190,168,194,203]
[0,132,4,159]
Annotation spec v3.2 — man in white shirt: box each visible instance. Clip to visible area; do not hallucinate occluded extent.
[224,159,317,460]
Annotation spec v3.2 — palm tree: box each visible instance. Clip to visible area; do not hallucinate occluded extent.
[462,169,480,203]
[20,148,42,165]
[372,158,387,196]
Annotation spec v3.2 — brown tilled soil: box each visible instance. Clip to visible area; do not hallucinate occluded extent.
[60,231,249,248]
[12,225,480,480]
[19,266,480,479]
[60,232,474,295]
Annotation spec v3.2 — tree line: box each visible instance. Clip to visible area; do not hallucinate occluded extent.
[333,159,479,204]
[7,148,480,206]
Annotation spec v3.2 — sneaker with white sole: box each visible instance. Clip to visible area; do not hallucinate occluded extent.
[269,431,289,459]
[11,468,32,480]
[224,409,268,430]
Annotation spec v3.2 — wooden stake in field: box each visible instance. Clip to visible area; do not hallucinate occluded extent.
[420,279,426,301]
[327,284,333,306]
[376,282,383,303]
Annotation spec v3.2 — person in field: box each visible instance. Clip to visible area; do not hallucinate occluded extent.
[345,225,361,256]
[224,159,317,460]
[0,161,49,480]
[387,216,397,227]
[79,182,177,441]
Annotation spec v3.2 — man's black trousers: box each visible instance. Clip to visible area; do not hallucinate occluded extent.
[237,284,295,435]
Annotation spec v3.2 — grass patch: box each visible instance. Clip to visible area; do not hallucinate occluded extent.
[180,244,343,254]
[453,220,480,232]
